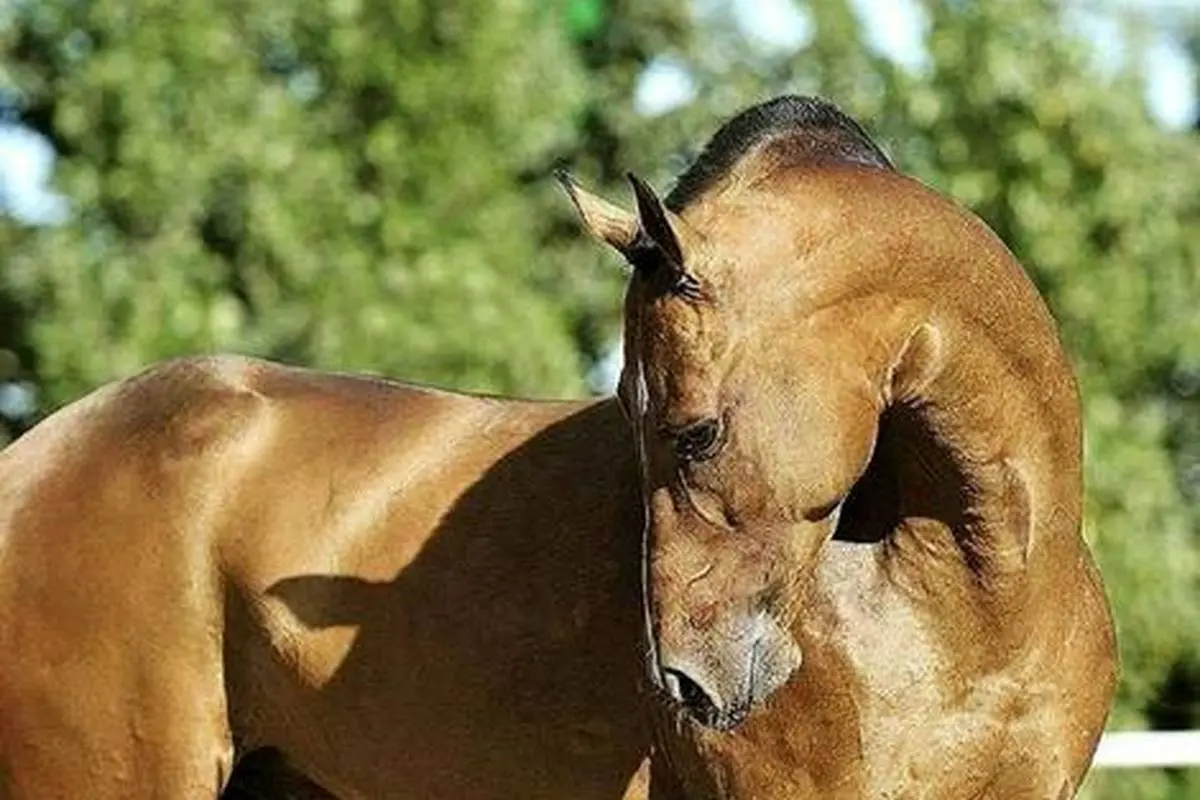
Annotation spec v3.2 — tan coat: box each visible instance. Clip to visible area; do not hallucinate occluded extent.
[0,359,652,798]
[0,95,1117,799]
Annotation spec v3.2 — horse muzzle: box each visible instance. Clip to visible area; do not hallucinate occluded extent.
[653,610,802,731]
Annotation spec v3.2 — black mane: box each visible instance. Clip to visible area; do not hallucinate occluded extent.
[664,96,893,212]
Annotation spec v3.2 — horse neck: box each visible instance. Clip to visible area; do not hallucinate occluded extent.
[874,312,1084,610]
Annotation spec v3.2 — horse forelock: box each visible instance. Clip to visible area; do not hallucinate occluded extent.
[664,95,894,214]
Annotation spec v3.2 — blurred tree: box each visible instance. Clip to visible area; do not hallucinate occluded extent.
[0,220,38,446]
[1,0,609,404]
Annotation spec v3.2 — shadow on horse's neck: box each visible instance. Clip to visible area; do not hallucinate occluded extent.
[833,324,1080,623]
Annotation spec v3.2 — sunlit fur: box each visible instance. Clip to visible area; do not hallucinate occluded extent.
[0,359,655,799]
[0,96,1119,800]
[575,96,1118,798]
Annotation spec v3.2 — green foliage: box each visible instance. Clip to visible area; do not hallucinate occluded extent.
[2,0,624,403]
[1,0,1197,796]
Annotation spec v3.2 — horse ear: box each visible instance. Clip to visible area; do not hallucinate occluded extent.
[558,170,704,296]
[887,322,944,404]
[626,174,707,300]
[555,170,639,253]
[626,173,684,267]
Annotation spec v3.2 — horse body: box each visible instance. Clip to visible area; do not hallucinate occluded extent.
[0,356,651,799]
[1,96,1117,799]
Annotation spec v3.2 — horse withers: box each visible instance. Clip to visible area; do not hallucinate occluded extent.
[562,95,1118,798]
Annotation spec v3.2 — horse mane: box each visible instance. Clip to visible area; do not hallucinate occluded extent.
[664,95,894,212]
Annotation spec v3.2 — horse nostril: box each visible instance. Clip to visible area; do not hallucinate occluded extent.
[662,667,720,721]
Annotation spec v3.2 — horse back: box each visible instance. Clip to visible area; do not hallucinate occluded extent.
[1,355,651,798]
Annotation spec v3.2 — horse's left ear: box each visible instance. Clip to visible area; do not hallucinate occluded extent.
[626,173,685,267]
[624,174,706,300]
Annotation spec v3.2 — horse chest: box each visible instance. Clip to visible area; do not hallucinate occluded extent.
[816,549,1069,798]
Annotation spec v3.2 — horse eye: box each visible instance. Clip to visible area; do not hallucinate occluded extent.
[674,417,724,462]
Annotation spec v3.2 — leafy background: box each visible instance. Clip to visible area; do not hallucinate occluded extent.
[1,0,1197,796]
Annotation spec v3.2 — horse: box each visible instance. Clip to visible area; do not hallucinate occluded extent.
[561,95,1118,798]
[0,95,1116,799]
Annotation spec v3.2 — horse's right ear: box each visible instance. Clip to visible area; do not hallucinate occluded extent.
[555,170,640,253]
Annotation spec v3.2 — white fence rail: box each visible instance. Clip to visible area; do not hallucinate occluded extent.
[1093,731,1200,769]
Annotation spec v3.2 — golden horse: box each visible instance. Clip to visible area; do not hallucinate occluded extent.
[0,96,1116,798]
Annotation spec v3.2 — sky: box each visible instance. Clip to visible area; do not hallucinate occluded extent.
[0,125,66,225]
[633,0,1198,123]
[1,0,1197,230]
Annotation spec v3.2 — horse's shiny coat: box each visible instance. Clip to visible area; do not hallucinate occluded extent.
[0,96,1116,799]
[567,96,1117,798]
[0,361,651,799]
